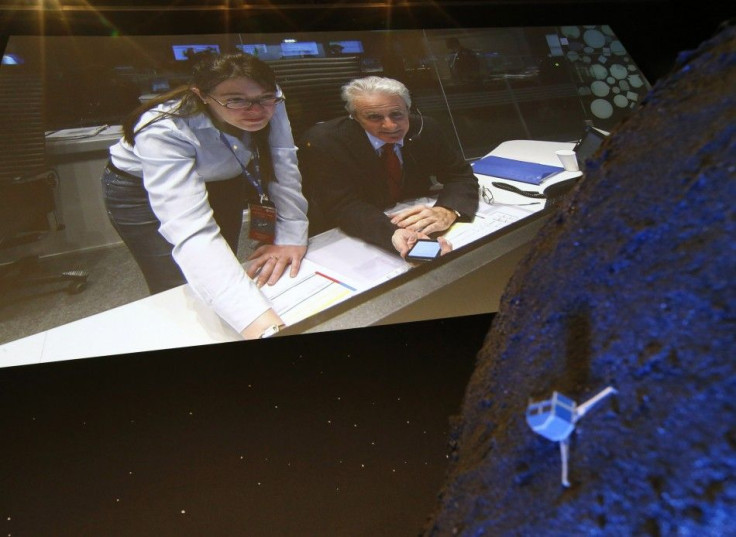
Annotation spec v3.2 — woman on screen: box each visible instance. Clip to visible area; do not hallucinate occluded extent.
[102,52,308,340]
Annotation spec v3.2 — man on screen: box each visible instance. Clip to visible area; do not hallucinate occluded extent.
[298,76,479,257]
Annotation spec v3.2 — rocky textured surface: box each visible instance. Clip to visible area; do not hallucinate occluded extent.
[423,22,736,537]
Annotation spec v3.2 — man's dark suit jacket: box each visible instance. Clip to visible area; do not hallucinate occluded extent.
[298,114,479,252]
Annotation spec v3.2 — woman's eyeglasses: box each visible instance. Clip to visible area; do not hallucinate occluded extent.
[207,95,285,110]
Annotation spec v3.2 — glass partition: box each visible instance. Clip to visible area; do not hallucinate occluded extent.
[4,26,649,144]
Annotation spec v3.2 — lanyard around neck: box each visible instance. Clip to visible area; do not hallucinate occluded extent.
[218,131,269,203]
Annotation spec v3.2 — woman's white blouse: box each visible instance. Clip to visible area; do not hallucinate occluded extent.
[109,99,309,333]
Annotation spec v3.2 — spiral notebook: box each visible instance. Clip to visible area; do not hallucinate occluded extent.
[471,155,564,185]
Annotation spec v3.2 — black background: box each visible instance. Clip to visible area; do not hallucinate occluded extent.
[1,315,491,536]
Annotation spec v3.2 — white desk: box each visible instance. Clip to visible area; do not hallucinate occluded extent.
[46,125,124,155]
[481,139,581,200]
[15,126,125,259]
[0,140,581,368]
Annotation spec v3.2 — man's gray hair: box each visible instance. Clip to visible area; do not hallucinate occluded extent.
[341,76,412,115]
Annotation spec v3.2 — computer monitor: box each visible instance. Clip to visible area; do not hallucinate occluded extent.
[280,41,319,58]
[1,53,24,65]
[573,125,609,169]
[171,44,220,61]
[236,44,268,56]
[151,78,170,93]
[328,40,364,54]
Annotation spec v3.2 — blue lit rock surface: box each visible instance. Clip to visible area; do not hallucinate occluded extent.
[424,23,736,537]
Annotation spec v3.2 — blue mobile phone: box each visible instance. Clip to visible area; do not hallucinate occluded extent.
[406,239,441,262]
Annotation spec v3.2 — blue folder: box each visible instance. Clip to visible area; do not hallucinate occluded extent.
[472,155,564,185]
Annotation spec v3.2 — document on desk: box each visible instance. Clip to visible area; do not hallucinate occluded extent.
[256,257,364,326]
[443,202,542,249]
[306,228,410,288]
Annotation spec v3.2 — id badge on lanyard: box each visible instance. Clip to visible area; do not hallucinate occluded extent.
[220,131,277,243]
[249,200,276,243]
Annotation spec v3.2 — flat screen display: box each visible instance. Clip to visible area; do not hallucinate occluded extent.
[1,53,24,65]
[280,41,320,57]
[171,44,221,60]
[328,40,364,54]
[236,44,268,56]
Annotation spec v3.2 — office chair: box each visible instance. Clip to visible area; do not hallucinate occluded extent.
[0,68,88,295]
[267,56,362,141]
[265,57,362,236]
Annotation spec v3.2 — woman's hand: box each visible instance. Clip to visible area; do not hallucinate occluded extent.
[240,308,284,340]
[246,244,307,287]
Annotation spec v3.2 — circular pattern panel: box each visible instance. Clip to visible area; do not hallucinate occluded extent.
[583,29,606,48]
[591,80,610,97]
[610,64,628,80]
[590,64,608,80]
[591,98,614,119]
[614,94,629,108]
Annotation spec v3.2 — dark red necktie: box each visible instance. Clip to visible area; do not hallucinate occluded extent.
[381,143,402,203]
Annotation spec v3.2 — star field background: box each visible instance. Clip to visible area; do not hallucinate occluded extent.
[0,314,492,537]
